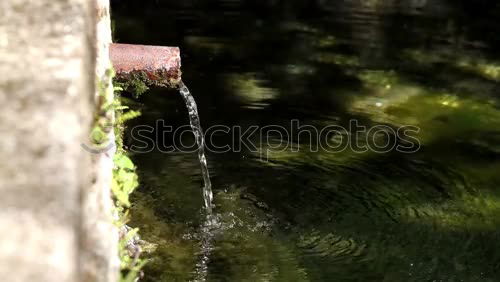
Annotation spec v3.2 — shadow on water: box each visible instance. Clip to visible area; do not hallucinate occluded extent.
[113,0,500,281]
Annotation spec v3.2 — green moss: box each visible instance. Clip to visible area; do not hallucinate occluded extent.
[112,90,147,282]
[111,146,148,282]
[114,69,182,97]
[94,67,149,282]
[114,73,150,98]
[112,153,138,208]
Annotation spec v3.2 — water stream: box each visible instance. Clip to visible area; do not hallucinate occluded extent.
[179,82,216,282]
[178,82,214,214]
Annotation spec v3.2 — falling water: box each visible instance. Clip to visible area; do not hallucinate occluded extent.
[179,82,216,282]
[179,82,214,214]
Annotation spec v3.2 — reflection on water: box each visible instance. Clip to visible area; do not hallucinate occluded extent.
[113,0,500,281]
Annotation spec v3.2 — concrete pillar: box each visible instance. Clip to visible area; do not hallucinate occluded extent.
[0,0,118,281]
[80,0,120,282]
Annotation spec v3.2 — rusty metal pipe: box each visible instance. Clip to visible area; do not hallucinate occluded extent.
[110,43,181,88]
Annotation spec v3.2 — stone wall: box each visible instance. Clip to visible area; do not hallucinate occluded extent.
[81,0,119,281]
[0,0,117,281]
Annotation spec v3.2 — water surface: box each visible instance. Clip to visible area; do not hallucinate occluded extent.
[113,1,500,281]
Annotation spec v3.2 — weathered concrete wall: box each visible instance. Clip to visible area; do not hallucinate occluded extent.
[0,0,118,281]
[80,0,119,282]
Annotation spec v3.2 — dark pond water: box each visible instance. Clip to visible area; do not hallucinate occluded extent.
[112,1,500,281]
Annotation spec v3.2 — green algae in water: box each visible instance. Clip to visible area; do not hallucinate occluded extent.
[113,1,500,281]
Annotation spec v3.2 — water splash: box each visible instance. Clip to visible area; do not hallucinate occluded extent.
[192,216,218,282]
[179,82,214,213]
